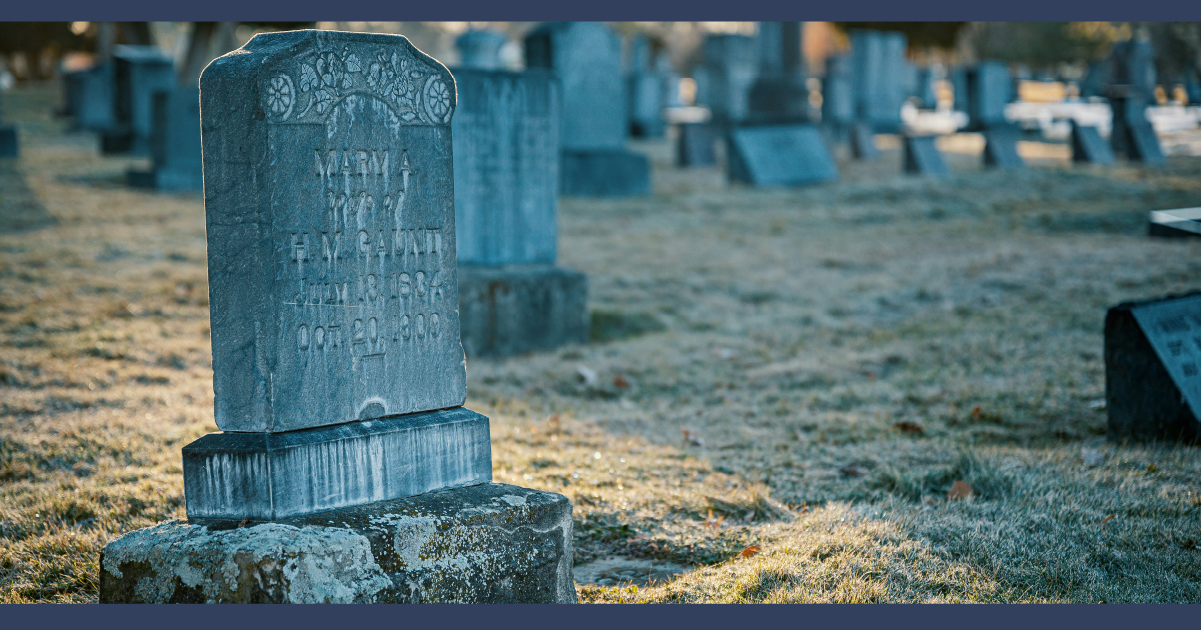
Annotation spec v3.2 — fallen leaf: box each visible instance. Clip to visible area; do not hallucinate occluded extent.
[575,365,598,386]
[613,374,631,389]
[1100,514,1115,525]
[839,464,866,477]
[893,421,925,435]
[681,428,704,447]
[970,405,983,420]
[703,509,724,529]
[740,545,761,558]
[947,480,973,501]
[1082,447,1104,468]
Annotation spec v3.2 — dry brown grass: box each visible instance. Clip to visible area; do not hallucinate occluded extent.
[2,83,1201,603]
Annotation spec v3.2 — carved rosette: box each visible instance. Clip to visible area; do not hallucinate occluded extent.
[262,46,454,125]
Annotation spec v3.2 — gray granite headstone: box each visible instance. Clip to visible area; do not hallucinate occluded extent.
[201,31,467,434]
[694,33,757,127]
[627,35,666,138]
[1106,293,1201,443]
[525,22,649,197]
[821,54,855,137]
[102,45,175,155]
[452,69,559,266]
[965,61,1012,131]
[903,135,949,177]
[850,29,907,132]
[914,66,939,110]
[677,122,716,167]
[1109,39,1158,103]
[728,124,838,187]
[127,86,203,190]
[73,63,116,133]
[455,29,507,71]
[1110,94,1165,165]
[746,22,810,125]
[1070,120,1115,165]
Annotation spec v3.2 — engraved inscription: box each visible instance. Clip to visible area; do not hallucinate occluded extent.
[1132,295,1201,421]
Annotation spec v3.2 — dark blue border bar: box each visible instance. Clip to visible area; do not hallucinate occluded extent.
[3,603,1198,630]
[5,0,1201,22]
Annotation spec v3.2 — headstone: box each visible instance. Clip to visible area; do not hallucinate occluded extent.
[126,87,203,190]
[1185,71,1201,105]
[455,29,507,70]
[965,60,1012,131]
[745,22,810,124]
[1109,39,1158,103]
[656,52,682,109]
[850,121,879,160]
[903,135,949,177]
[914,65,939,110]
[73,63,116,132]
[60,68,87,118]
[451,67,588,357]
[849,29,907,132]
[627,35,666,138]
[98,31,575,604]
[0,91,16,158]
[101,45,175,154]
[1110,94,1165,165]
[693,33,757,127]
[728,124,838,187]
[1070,120,1115,165]
[1080,60,1110,99]
[524,22,649,197]
[951,66,969,113]
[982,124,1024,169]
[1148,207,1201,238]
[677,122,716,167]
[821,54,855,139]
[1106,293,1201,443]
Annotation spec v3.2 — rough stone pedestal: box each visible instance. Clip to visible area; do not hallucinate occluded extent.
[99,483,576,603]
[458,264,588,358]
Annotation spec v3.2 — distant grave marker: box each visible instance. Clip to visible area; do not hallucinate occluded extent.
[1071,121,1115,165]
[903,135,949,177]
[1148,207,1201,238]
[693,33,757,127]
[728,124,838,187]
[1106,293,1201,443]
[455,29,507,70]
[850,29,907,133]
[1110,94,1165,165]
[850,121,879,160]
[982,125,1024,169]
[677,122,717,167]
[101,45,175,155]
[126,87,202,190]
[0,91,16,158]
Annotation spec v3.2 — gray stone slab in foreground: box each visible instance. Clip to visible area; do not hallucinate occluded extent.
[100,483,575,603]
[458,264,588,358]
[183,407,492,520]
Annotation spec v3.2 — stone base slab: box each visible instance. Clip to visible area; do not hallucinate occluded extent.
[126,167,203,191]
[100,483,576,603]
[183,407,492,521]
[458,264,588,358]
[0,126,17,158]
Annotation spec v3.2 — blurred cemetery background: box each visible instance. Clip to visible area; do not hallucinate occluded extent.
[3,21,1201,602]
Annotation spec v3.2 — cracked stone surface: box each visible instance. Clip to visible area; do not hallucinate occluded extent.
[99,483,575,603]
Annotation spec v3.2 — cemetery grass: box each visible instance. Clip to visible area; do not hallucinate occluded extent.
[2,84,1201,604]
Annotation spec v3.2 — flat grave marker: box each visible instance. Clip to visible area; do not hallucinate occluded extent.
[1107,293,1201,443]
[728,124,838,187]
[1148,207,1201,238]
[982,126,1024,169]
[903,135,949,177]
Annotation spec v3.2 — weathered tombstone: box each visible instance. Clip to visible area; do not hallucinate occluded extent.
[101,45,175,154]
[0,91,16,158]
[1110,93,1165,165]
[903,135,949,177]
[964,60,1012,131]
[73,63,116,132]
[982,123,1024,169]
[455,29,507,70]
[451,67,588,357]
[1106,292,1201,443]
[1070,120,1115,165]
[693,33,757,128]
[745,22,810,125]
[1148,207,1201,238]
[60,68,86,118]
[950,66,969,114]
[821,54,855,141]
[849,29,907,132]
[677,122,716,167]
[728,124,837,187]
[850,121,879,160]
[126,87,203,190]
[627,35,666,138]
[97,30,575,604]
[524,22,649,197]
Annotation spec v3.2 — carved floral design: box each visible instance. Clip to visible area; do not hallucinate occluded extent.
[275,46,451,124]
[264,74,295,120]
